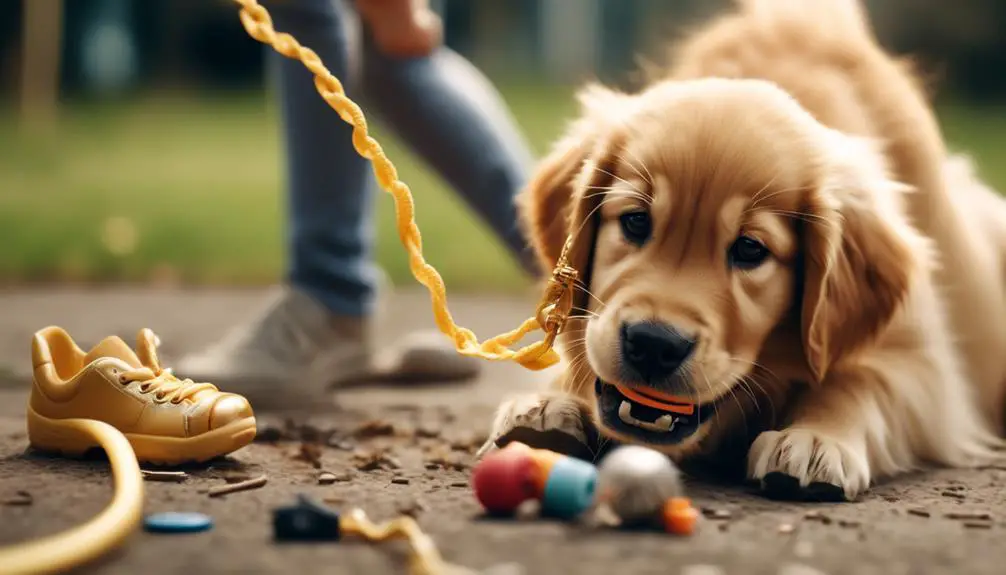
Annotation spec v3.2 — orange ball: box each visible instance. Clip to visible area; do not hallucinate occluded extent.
[662,497,699,536]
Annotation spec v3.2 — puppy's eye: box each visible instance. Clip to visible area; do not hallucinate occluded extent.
[619,211,652,246]
[728,236,770,269]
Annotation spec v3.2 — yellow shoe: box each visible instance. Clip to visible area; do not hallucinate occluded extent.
[27,326,256,465]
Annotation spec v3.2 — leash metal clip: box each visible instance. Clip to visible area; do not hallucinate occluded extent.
[535,252,578,351]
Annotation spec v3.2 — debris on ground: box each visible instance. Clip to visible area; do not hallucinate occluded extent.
[254,424,285,443]
[221,473,254,484]
[804,511,832,525]
[317,472,338,485]
[702,508,732,520]
[963,522,993,529]
[837,519,861,529]
[352,419,397,439]
[352,448,402,471]
[778,523,796,534]
[415,425,441,439]
[2,490,32,506]
[941,490,966,500]
[141,470,188,483]
[293,442,324,469]
[208,475,268,498]
[907,509,931,518]
[391,477,410,485]
[945,511,992,521]
[425,451,470,471]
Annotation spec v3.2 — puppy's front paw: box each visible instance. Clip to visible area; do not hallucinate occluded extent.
[477,393,596,459]
[747,429,870,502]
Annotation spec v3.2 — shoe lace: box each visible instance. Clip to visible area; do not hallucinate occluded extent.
[118,367,218,404]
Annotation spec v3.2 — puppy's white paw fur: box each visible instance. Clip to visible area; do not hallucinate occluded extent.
[477,393,593,458]
[747,429,871,501]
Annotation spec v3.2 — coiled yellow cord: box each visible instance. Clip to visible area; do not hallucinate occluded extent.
[341,509,470,575]
[0,420,144,575]
[232,0,577,371]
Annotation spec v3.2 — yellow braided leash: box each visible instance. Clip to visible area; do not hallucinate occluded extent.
[232,0,577,371]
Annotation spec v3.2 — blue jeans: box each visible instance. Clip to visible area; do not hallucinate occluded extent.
[265,0,538,317]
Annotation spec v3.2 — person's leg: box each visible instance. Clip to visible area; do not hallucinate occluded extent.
[176,0,480,411]
[360,31,541,276]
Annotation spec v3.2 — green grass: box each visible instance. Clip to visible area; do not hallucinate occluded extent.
[0,84,1003,292]
[0,82,577,292]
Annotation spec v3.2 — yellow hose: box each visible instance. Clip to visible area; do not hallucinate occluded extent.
[0,419,144,575]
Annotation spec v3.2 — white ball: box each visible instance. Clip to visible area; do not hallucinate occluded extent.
[595,445,683,525]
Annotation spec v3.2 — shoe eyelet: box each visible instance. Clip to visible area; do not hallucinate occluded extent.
[154,392,166,402]
[118,376,127,385]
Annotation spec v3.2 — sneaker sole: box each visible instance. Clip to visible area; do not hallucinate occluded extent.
[27,405,257,466]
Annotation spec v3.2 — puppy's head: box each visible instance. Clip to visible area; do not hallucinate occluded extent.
[520,78,921,458]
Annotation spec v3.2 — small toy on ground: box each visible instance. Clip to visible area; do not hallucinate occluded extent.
[595,445,697,534]
[471,441,598,519]
[273,494,518,575]
[144,512,215,534]
[472,442,699,535]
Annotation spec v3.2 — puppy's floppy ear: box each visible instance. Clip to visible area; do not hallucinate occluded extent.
[800,136,923,382]
[517,84,633,273]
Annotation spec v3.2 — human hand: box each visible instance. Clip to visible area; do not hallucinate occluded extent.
[355,0,443,58]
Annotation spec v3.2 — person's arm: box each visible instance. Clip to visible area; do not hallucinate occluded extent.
[354,0,442,57]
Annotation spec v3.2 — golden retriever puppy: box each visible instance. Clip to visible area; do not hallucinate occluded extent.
[480,0,1006,501]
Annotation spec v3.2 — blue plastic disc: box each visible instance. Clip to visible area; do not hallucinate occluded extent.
[144,512,214,533]
[540,457,598,519]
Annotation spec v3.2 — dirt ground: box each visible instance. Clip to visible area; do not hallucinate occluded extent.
[2,288,1006,575]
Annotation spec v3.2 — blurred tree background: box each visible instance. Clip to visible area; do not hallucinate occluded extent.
[0,0,1004,291]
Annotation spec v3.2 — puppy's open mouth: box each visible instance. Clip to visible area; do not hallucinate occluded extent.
[594,378,719,445]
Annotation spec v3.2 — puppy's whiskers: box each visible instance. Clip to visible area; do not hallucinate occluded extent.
[592,166,645,197]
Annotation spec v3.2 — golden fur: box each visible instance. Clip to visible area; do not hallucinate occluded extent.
[482,0,1006,501]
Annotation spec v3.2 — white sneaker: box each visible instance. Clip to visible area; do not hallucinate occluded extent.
[174,284,481,413]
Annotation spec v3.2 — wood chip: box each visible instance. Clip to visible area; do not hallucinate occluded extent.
[391,477,410,485]
[2,491,32,506]
[318,472,337,485]
[352,420,396,439]
[207,474,268,497]
[946,512,992,521]
[449,481,468,488]
[141,470,188,483]
[838,519,861,528]
[964,522,993,530]
[804,511,832,524]
[941,490,966,499]
[908,509,931,518]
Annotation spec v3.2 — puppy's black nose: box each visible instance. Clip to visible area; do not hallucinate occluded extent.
[620,322,696,381]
